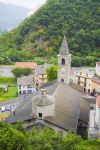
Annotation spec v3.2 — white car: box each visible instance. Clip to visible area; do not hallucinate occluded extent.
[1,106,6,112]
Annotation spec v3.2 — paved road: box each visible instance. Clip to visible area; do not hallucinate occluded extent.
[0,94,36,114]
[0,96,23,106]
[0,93,36,105]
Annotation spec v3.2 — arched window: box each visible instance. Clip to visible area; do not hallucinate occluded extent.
[62,58,65,65]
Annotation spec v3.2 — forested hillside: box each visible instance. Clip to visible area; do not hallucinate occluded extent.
[0,0,100,66]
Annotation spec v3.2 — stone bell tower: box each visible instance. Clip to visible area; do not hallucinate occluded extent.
[58,35,71,85]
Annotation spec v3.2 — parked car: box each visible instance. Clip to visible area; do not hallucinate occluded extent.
[1,106,6,112]
[6,105,12,112]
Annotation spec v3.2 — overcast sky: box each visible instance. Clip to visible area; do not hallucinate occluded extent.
[0,0,47,9]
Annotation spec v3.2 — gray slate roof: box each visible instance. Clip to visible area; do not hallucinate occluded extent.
[5,83,58,123]
[36,64,52,75]
[35,95,54,106]
[60,35,69,55]
[17,75,34,85]
[5,99,33,123]
[44,84,83,132]
[79,97,90,123]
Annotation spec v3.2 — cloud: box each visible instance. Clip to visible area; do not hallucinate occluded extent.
[0,0,46,9]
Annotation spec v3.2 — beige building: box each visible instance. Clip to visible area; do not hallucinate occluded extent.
[90,77,100,94]
[35,64,52,86]
[73,69,94,93]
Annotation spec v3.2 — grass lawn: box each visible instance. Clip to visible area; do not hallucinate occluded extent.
[0,86,18,101]
[0,112,10,121]
[0,76,16,84]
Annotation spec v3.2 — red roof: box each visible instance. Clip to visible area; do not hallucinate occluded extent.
[96,62,100,66]
[97,96,100,108]
[92,77,100,84]
[15,62,37,69]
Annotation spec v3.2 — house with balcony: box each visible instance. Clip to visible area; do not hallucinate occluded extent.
[17,75,36,95]
[73,69,94,93]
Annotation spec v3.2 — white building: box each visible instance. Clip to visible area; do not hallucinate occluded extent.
[95,96,100,130]
[17,75,36,95]
[96,62,100,76]
[89,95,100,138]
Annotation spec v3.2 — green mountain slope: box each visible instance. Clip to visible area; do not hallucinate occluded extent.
[0,0,100,65]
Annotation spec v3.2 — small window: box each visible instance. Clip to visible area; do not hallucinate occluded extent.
[19,85,21,89]
[78,81,80,85]
[84,83,86,87]
[27,85,32,88]
[62,58,65,65]
[84,88,86,92]
[61,79,64,82]
[38,113,42,118]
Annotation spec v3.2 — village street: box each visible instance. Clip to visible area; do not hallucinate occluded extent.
[0,94,34,114]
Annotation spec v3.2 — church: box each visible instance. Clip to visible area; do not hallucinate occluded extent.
[5,36,90,138]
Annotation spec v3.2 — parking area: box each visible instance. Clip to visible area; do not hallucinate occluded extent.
[0,104,17,113]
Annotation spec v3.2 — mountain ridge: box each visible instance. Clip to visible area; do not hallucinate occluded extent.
[0,2,30,33]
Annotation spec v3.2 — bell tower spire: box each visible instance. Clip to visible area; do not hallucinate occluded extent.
[58,36,71,85]
[60,35,69,55]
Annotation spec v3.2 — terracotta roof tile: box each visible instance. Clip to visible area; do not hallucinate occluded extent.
[96,62,100,66]
[92,77,100,84]
[97,96,100,108]
[15,62,37,69]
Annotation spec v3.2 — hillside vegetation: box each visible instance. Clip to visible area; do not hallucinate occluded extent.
[0,0,100,66]
[0,122,100,150]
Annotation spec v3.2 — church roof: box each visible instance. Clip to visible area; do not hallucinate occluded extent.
[60,35,69,55]
[35,89,54,106]
[44,84,83,133]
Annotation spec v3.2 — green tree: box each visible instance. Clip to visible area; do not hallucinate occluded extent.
[12,67,32,77]
[46,65,58,81]
[0,122,28,150]
[0,123,100,150]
